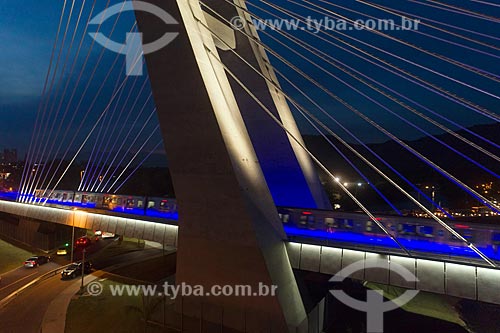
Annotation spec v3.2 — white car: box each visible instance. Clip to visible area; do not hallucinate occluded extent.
[94,230,115,239]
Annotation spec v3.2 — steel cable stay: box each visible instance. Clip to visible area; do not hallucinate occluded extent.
[21,0,114,201]
[201,0,500,214]
[293,0,500,82]
[357,1,500,46]
[34,0,101,195]
[240,0,500,152]
[311,0,500,57]
[41,50,145,203]
[90,87,153,193]
[197,11,463,238]
[105,123,161,193]
[32,21,138,201]
[83,78,145,192]
[80,42,146,192]
[77,58,131,191]
[112,139,164,194]
[246,0,500,126]
[27,2,128,201]
[199,21,497,267]
[18,0,69,201]
[224,1,500,165]
[94,93,156,193]
[30,0,96,200]
[409,0,500,23]
[19,0,75,200]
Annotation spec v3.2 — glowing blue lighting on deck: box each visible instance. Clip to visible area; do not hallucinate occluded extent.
[284,226,500,261]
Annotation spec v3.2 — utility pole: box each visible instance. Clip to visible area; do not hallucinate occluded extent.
[81,248,86,290]
[70,208,77,262]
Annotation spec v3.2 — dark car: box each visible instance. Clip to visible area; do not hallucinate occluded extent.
[75,236,91,248]
[61,262,92,279]
[24,256,50,268]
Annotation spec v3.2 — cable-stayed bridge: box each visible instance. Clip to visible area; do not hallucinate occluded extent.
[1,0,499,331]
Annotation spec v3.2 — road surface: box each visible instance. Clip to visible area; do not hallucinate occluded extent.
[0,242,165,333]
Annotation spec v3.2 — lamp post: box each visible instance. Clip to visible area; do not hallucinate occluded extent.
[70,208,77,262]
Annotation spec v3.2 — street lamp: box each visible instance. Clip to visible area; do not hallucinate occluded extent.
[70,208,77,263]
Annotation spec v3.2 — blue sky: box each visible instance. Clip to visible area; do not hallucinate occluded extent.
[0,0,499,158]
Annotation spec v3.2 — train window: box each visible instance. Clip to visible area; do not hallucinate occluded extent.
[299,215,308,225]
[492,233,500,245]
[126,199,134,208]
[338,219,353,229]
[324,217,334,227]
[449,229,475,242]
[137,200,143,208]
[282,214,290,223]
[458,229,474,241]
[417,226,434,237]
[462,230,474,240]
[147,201,155,208]
[366,221,383,233]
[401,224,416,235]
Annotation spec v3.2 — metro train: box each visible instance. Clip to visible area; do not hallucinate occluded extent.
[33,189,177,216]
[277,207,500,250]
[32,190,500,251]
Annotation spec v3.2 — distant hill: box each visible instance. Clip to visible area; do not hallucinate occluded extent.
[303,123,500,209]
[303,123,500,184]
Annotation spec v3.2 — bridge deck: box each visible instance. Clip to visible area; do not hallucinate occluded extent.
[1,199,500,305]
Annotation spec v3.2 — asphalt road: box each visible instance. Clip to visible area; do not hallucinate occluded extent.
[0,237,116,300]
[0,270,71,333]
[0,262,61,300]
[0,241,165,333]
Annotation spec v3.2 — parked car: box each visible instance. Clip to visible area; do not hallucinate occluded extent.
[24,256,50,268]
[56,247,68,256]
[61,262,92,279]
[94,230,115,239]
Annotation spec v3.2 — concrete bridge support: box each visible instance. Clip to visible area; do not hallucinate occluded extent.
[134,0,314,330]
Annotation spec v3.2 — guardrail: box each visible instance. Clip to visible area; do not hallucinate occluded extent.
[0,263,72,310]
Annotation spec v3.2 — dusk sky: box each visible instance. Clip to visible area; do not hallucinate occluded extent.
[0,0,498,158]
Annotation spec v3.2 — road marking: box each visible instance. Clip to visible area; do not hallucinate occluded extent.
[0,266,23,277]
[0,271,39,294]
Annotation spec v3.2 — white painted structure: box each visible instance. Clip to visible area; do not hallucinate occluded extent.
[1,199,499,305]
[0,200,178,247]
[286,242,500,305]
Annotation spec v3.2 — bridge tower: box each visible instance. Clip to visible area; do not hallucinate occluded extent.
[135,0,327,330]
